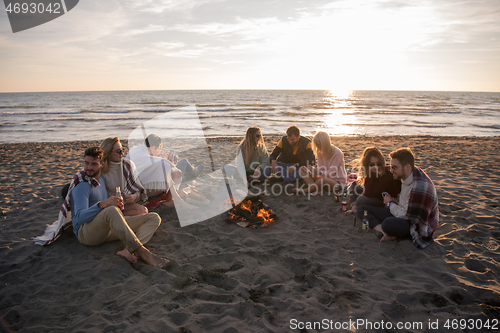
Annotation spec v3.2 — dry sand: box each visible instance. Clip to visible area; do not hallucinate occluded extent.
[1,136,499,332]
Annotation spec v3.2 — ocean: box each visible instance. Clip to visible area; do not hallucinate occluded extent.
[0,90,499,144]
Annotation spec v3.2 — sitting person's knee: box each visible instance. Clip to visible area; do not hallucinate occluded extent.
[149,212,161,227]
[299,167,308,178]
[356,204,368,216]
[103,205,122,215]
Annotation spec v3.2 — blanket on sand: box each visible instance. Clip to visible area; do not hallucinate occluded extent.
[32,170,99,246]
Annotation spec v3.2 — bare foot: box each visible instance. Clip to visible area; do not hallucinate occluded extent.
[135,246,171,268]
[380,234,397,242]
[116,248,137,264]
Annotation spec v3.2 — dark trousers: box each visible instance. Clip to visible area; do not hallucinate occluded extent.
[357,205,411,238]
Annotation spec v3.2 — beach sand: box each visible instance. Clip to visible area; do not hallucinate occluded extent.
[1,136,499,332]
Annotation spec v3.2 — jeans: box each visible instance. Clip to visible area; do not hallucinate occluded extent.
[354,195,385,208]
[263,162,301,183]
[176,158,194,179]
[356,204,411,238]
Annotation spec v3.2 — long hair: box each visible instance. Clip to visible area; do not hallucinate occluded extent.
[239,126,266,168]
[355,146,386,183]
[312,131,334,159]
[100,137,120,175]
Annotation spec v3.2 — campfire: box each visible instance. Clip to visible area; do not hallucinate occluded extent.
[227,193,276,228]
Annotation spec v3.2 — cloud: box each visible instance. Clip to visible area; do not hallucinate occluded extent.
[124,24,166,36]
[1,0,499,91]
[167,16,284,40]
[154,41,187,49]
[126,0,225,15]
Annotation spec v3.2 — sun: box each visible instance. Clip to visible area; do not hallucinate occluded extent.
[327,88,353,99]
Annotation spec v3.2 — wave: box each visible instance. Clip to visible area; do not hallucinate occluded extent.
[468,107,500,112]
[237,117,319,123]
[239,107,275,111]
[340,109,461,116]
[413,120,455,125]
[0,110,82,116]
[322,123,454,128]
[197,104,229,107]
[80,109,130,114]
[0,105,38,109]
[197,114,320,123]
[195,103,276,109]
[198,114,269,119]
[130,101,173,105]
[407,123,453,128]
[198,107,276,112]
[196,108,231,112]
[26,117,151,122]
[0,109,179,116]
[471,124,500,130]
[236,103,274,107]
[281,111,329,117]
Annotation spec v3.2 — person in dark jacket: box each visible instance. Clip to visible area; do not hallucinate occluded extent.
[263,125,315,182]
[346,147,401,215]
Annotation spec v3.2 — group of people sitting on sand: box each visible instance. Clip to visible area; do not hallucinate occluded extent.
[238,124,438,247]
[35,125,439,267]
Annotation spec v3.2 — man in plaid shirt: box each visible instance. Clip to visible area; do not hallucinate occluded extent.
[357,148,439,249]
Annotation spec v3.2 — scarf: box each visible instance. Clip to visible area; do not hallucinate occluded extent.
[121,159,148,204]
[32,170,100,246]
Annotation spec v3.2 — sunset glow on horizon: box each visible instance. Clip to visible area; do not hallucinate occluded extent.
[1,0,499,93]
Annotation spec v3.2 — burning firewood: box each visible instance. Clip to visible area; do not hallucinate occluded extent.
[227,192,276,228]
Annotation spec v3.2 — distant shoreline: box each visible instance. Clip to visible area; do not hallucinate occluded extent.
[2,89,500,94]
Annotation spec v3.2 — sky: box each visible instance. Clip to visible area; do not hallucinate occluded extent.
[0,0,499,92]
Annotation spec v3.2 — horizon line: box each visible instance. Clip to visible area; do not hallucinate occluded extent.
[1,88,499,94]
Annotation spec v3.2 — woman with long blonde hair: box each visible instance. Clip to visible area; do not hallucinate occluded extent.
[100,137,148,216]
[238,126,270,183]
[293,131,346,195]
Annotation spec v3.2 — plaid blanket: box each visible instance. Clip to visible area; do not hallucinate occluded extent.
[121,159,147,204]
[32,170,99,246]
[406,167,439,249]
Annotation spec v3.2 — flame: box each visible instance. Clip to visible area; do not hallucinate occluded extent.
[239,200,252,212]
[228,199,275,227]
[256,207,274,226]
